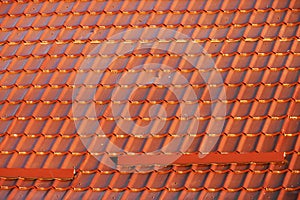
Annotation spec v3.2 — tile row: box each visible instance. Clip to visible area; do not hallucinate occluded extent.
[0,115,299,136]
[0,39,300,59]
[0,172,299,193]
[0,99,299,122]
[1,24,299,45]
[1,8,299,31]
[0,83,299,103]
[0,187,299,200]
[0,163,299,190]
[1,54,300,73]
[0,61,299,85]
[1,151,299,174]
[1,0,298,17]
[0,132,299,155]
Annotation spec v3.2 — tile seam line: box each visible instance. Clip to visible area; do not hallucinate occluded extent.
[1,21,300,32]
[1,36,299,45]
[2,7,296,17]
[0,186,299,192]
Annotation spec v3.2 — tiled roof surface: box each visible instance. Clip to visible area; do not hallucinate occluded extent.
[0,0,300,199]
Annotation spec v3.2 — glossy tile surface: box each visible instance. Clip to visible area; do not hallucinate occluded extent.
[0,0,299,199]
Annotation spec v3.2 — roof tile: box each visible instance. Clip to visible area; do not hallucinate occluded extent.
[0,0,299,199]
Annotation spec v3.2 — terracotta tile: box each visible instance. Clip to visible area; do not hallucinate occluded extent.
[0,16,21,31]
[0,104,20,119]
[199,191,222,200]
[250,101,271,117]
[0,135,21,152]
[7,87,28,103]
[0,2,12,16]
[0,119,12,134]
[0,1,299,199]
[6,119,29,135]
[24,119,47,136]
[31,15,51,29]
[279,24,299,38]
[237,135,259,152]
[7,2,28,16]
[224,118,247,135]
[285,10,300,24]
[233,12,252,26]
[0,153,14,168]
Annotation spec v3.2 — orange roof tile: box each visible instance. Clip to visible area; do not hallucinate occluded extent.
[0,0,300,199]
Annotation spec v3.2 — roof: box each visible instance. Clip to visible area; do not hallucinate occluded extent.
[0,0,300,199]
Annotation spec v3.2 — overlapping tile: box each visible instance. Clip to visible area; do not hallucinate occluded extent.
[0,0,299,199]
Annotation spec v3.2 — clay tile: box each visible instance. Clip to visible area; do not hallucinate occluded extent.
[147,12,168,26]
[55,1,75,14]
[0,120,12,134]
[7,29,28,43]
[285,10,300,24]
[16,71,37,87]
[24,1,43,16]
[48,15,69,29]
[15,15,35,30]
[264,172,286,189]
[104,1,124,13]
[16,135,38,152]
[0,135,21,152]
[262,118,285,135]
[205,0,223,11]
[7,87,28,102]
[39,1,59,15]
[243,172,266,189]
[23,29,44,43]
[64,14,84,29]
[0,87,12,103]
[7,57,27,72]
[7,154,32,168]
[31,72,52,87]
[290,0,300,9]
[40,29,60,42]
[187,0,206,12]
[222,0,240,11]
[255,0,273,10]
[121,0,140,13]
[0,2,12,16]
[7,2,28,16]
[244,25,263,39]
[268,10,286,24]
[6,119,28,135]
[237,135,260,152]
[198,12,218,27]
[205,173,227,189]
[0,59,12,72]
[164,13,184,26]
[165,172,188,190]
[1,15,21,30]
[256,40,275,54]
[14,102,37,119]
[65,43,85,57]
[1,44,21,59]
[0,72,21,87]
[31,15,52,29]
[232,12,251,25]
[261,26,281,39]
[48,43,69,57]
[0,31,11,45]
[279,24,298,38]
[72,1,90,14]
[283,172,300,189]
